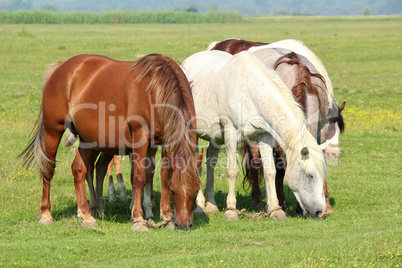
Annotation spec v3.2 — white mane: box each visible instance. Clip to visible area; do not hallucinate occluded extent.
[233,52,328,180]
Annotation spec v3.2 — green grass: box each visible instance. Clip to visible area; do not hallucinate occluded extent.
[0,17,401,267]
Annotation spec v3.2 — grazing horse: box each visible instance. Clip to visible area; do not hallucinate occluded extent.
[20,54,202,231]
[211,38,344,213]
[181,50,328,220]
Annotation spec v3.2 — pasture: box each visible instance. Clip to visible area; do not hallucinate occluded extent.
[0,16,401,267]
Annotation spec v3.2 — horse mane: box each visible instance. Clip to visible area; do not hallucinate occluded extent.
[281,39,335,104]
[274,52,326,114]
[131,54,200,195]
[247,54,328,181]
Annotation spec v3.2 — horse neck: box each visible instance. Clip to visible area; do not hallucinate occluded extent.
[249,67,307,153]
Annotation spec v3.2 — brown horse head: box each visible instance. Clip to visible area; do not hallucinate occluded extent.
[163,149,203,230]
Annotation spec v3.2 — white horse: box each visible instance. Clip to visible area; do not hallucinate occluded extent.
[181,50,328,220]
[249,40,345,159]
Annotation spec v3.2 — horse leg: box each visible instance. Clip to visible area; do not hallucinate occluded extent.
[114,156,128,202]
[224,138,239,221]
[194,145,207,217]
[39,129,64,225]
[129,154,134,221]
[257,136,287,221]
[143,149,156,220]
[249,143,264,208]
[159,151,175,229]
[72,147,99,227]
[107,158,116,203]
[324,181,334,213]
[130,140,149,232]
[85,155,98,217]
[274,152,287,211]
[95,153,113,216]
[204,143,221,214]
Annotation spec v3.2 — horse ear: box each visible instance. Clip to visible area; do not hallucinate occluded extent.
[327,108,332,120]
[196,149,204,168]
[301,147,309,157]
[339,101,346,112]
[164,149,175,170]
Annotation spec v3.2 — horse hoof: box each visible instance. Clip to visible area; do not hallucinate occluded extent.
[39,218,53,225]
[204,202,220,214]
[108,196,117,203]
[194,206,208,217]
[270,210,287,221]
[131,222,149,232]
[81,219,98,228]
[224,210,238,221]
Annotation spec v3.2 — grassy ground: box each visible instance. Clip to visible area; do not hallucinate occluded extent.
[0,17,401,267]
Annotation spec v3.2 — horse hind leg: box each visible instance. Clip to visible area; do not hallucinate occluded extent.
[85,158,97,217]
[95,153,113,216]
[38,128,64,225]
[72,147,99,227]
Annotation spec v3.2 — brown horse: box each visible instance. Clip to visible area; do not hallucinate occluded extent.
[20,54,202,231]
[211,38,340,213]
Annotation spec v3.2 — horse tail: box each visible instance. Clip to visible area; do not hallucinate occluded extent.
[19,112,55,182]
[19,62,62,181]
[242,142,264,191]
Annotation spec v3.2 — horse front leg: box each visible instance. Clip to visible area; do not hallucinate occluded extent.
[223,138,240,221]
[257,136,287,221]
[130,140,149,232]
[204,143,221,214]
[143,149,157,220]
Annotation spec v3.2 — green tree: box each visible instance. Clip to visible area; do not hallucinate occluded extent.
[363,6,372,15]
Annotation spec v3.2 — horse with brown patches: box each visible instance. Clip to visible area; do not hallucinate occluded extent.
[210,39,339,214]
[20,53,202,231]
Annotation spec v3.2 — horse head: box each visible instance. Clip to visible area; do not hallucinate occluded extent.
[163,149,203,230]
[284,136,328,219]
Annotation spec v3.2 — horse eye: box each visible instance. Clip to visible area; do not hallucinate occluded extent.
[306,174,313,179]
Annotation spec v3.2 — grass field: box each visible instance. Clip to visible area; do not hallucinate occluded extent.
[0,16,401,267]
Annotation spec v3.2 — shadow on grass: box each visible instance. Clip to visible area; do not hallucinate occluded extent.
[52,189,210,229]
[209,184,336,219]
[51,183,336,226]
